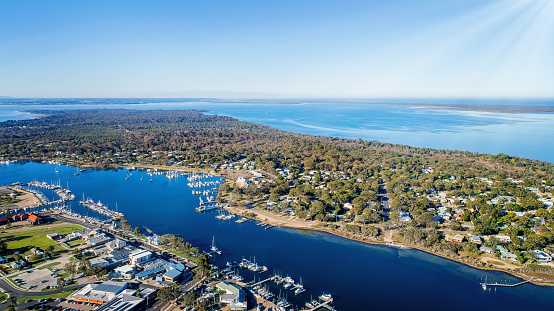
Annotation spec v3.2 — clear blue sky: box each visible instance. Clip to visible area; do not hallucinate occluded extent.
[0,0,552,98]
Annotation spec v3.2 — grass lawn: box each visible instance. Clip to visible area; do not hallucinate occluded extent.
[41,262,62,270]
[66,239,85,247]
[1,225,84,254]
[17,290,75,303]
[0,292,8,302]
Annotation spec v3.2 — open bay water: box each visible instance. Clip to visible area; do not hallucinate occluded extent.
[1,162,554,310]
[1,99,553,163]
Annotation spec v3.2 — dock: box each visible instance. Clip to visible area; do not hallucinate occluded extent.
[248,276,276,287]
[203,250,222,257]
[302,300,335,311]
[481,278,532,289]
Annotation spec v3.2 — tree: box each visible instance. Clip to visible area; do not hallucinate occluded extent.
[78,258,91,275]
[134,227,141,236]
[64,262,77,280]
[29,253,40,263]
[57,277,66,293]
[183,292,197,306]
[157,284,181,305]
[45,245,55,258]
[6,296,17,311]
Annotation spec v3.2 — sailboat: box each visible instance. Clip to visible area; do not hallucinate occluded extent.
[211,236,218,252]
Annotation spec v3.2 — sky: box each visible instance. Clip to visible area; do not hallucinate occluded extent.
[0,0,553,98]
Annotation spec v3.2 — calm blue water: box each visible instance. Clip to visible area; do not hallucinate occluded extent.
[1,162,554,310]
[1,99,553,163]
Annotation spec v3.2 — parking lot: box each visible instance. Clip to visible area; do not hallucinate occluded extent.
[13,268,61,291]
[18,298,99,311]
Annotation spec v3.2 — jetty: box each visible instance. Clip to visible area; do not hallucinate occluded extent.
[480,278,532,289]
[302,300,335,311]
[248,276,276,287]
[235,217,250,224]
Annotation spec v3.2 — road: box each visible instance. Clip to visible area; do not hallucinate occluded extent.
[55,214,196,269]
[378,180,390,221]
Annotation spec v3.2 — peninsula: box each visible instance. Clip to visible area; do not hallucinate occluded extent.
[2,108,554,287]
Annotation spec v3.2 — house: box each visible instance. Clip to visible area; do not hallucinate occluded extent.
[343,203,353,210]
[0,256,8,264]
[468,235,482,244]
[531,226,543,235]
[480,246,494,254]
[11,261,26,269]
[450,235,465,243]
[501,252,518,262]
[0,217,7,225]
[462,222,475,229]
[129,250,152,266]
[495,235,512,244]
[216,282,247,311]
[236,177,250,189]
[147,235,160,246]
[533,250,553,264]
[399,211,411,222]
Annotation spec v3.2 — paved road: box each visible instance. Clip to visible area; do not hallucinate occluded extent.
[55,214,196,267]
[379,180,390,221]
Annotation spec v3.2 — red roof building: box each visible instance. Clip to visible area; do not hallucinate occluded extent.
[27,213,42,224]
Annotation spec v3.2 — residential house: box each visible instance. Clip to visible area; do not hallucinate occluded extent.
[480,246,494,254]
[469,235,482,244]
[533,250,553,264]
[495,235,511,244]
[450,235,465,243]
[501,252,518,262]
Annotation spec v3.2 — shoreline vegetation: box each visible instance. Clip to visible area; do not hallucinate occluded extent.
[2,108,554,288]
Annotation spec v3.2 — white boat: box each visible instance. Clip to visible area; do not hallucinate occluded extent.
[319,293,333,302]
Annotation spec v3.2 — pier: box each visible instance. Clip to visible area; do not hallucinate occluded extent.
[302,300,335,311]
[248,276,276,287]
[481,278,532,289]
[203,249,222,257]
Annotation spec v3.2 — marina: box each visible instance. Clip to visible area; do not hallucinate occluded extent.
[1,162,553,311]
[79,198,124,219]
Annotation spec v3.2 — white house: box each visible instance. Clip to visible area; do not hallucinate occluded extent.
[533,250,553,264]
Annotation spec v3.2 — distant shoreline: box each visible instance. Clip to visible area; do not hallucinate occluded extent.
[1,98,554,114]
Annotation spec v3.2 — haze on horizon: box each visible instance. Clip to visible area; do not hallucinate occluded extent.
[0,0,553,99]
